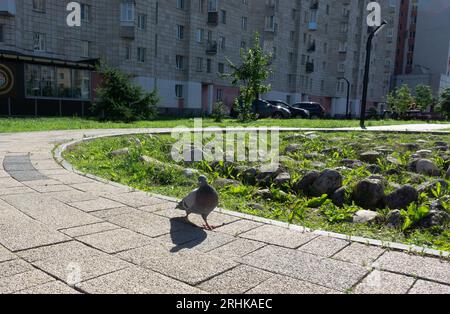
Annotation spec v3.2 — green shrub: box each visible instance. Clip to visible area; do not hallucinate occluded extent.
[92,66,159,122]
[211,101,228,122]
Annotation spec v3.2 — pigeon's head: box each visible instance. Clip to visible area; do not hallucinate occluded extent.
[198,175,208,187]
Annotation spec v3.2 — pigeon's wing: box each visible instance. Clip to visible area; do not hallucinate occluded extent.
[181,189,198,212]
[196,185,219,217]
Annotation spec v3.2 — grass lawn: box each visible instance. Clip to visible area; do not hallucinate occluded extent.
[64,132,450,252]
[0,116,449,133]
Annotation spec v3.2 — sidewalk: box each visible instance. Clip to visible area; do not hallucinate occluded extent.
[0,125,449,294]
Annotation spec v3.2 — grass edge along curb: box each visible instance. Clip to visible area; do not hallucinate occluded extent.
[54,130,450,260]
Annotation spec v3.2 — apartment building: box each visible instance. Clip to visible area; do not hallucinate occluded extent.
[0,0,399,117]
[393,0,450,98]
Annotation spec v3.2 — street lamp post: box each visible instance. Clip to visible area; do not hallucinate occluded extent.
[338,77,351,119]
[360,21,387,129]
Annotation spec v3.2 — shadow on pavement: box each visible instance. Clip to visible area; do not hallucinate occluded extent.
[169,217,207,253]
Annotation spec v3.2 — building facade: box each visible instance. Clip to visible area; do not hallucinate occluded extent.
[0,0,399,117]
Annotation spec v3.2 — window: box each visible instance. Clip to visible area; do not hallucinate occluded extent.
[177,25,185,40]
[125,45,131,60]
[220,10,227,24]
[25,64,90,100]
[218,62,225,74]
[216,89,223,102]
[218,36,226,50]
[81,41,90,57]
[137,47,146,62]
[0,24,4,43]
[177,0,185,9]
[33,0,46,12]
[175,84,183,98]
[176,55,184,69]
[120,2,135,22]
[206,59,212,73]
[241,17,248,30]
[196,57,204,72]
[196,28,204,43]
[138,14,147,30]
[81,4,90,22]
[33,32,46,51]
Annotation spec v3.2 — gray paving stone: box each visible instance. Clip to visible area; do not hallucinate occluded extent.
[215,219,263,236]
[8,171,48,182]
[76,229,154,254]
[28,184,74,193]
[240,245,368,291]
[247,274,340,294]
[0,208,70,252]
[60,222,120,238]
[44,190,98,203]
[117,242,238,285]
[0,270,55,294]
[409,280,450,294]
[24,179,62,187]
[19,241,130,284]
[0,245,16,263]
[2,193,100,229]
[376,251,450,284]
[354,270,415,294]
[49,174,92,185]
[161,230,236,253]
[298,236,350,257]
[140,201,179,213]
[240,225,318,249]
[69,198,125,212]
[4,163,36,171]
[31,160,61,170]
[209,239,266,261]
[15,280,80,294]
[0,186,35,196]
[0,259,33,278]
[155,208,240,227]
[333,243,385,266]
[198,265,273,294]
[78,266,203,294]
[71,182,131,194]
[0,177,23,187]
[108,212,187,238]
[90,206,142,219]
[102,191,167,208]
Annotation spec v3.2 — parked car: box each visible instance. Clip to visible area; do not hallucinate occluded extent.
[292,102,325,118]
[230,99,291,119]
[266,100,310,119]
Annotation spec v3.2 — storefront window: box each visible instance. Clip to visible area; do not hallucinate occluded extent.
[25,64,90,100]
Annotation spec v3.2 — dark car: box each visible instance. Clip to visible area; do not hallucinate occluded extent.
[292,102,325,118]
[266,100,310,119]
[230,99,291,119]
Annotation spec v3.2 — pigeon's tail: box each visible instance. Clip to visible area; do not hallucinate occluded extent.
[176,201,185,211]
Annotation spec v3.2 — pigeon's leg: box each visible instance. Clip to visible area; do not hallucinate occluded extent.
[202,216,216,231]
[184,213,199,228]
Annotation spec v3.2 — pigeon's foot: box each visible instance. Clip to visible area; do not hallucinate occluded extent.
[202,224,217,231]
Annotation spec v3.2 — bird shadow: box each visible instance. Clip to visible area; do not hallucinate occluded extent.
[169,217,207,253]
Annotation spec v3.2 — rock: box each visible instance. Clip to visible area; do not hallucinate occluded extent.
[400,143,419,151]
[110,148,129,157]
[294,171,320,196]
[416,150,433,158]
[385,185,418,210]
[254,189,272,199]
[183,168,199,178]
[446,167,450,180]
[284,134,306,141]
[285,144,302,154]
[331,186,348,207]
[241,167,258,185]
[304,153,321,160]
[305,132,320,140]
[341,159,363,169]
[353,210,380,224]
[248,203,265,211]
[353,178,385,209]
[418,211,450,229]
[311,162,326,168]
[387,156,402,166]
[311,169,343,197]
[274,172,291,186]
[256,164,284,186]
[415,159,440,177]
[384,168,400,176]
[386,210,405,229]
[418,180,449,196]
[214,178,240,188]
[374,146,394,154]
[435,141,448,147]
[360,151,381,164]
[366,164,382,174]
[430,196,450,212]
[435,146,449,152]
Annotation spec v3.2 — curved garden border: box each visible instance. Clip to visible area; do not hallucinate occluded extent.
[54,128,450,259]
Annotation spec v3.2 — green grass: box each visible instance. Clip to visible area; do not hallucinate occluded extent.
[0,116,448,133]
[63,132,450,252]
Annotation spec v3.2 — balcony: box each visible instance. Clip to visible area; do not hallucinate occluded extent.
[120,24,135,39]
[308,22,317,31]
[310,1,319,10]
[208,11,218,26]
[0,0,16,16]
[306,62,314,73]
[206,41,218,55]
[307,42,316,52]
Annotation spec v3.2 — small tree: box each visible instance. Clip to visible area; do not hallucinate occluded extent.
[387,85,415,115]
[415,84,433,112]
[211,101,227,122]
[92,66,159,122]
[223,33,272,121]
[437,87,450,119]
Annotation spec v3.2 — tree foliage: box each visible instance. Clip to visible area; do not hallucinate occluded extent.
[387,84,415,115]
[91,66,159,122]
[437,87,450,119]
[415,84,433,112]
[223,33,272,121]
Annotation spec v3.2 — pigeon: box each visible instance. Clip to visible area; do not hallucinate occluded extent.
[176,175,219,230]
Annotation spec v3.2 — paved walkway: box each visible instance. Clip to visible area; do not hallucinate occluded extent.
[0,125,449,294]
